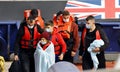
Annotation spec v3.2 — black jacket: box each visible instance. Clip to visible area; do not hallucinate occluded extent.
[79,24,109,56]
[14,22,43,55]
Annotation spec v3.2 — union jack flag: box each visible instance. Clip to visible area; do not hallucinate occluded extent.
[65,0,120,20]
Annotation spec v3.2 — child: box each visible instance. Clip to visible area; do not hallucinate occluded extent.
[34,32,55,72]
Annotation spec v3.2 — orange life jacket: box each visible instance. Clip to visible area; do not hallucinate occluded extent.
[24,10,31,19]
[58,16,74,39]
[58,24,71,39]
[24,9,44,29]
[53,14,74,27]
[81,28,101,50]
[20,25,41,49]
[53,14,74,39]
[53,14,63,27]
[35,16,44,29]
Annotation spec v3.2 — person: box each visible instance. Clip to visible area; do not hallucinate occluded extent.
[53,11,63,27]
[30,9,44,29]
[57,10,80,63]
[79,15,109,70]
[45,21,67,62]
[34,31,55,72]
[74,17,79,25]
[23,9,44,29]
[14,16,43,72]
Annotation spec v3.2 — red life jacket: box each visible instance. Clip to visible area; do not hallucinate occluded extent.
[20,25,41,49]
[81,28,101,50]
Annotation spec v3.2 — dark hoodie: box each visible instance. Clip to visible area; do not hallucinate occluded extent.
[79,23,109,69]
[79,23,109,56]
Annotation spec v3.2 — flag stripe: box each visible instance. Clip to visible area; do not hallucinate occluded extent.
[65,0,120,19]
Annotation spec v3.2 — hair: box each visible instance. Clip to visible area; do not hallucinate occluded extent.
[86,15,95,21]
[45,20,54,27]
[56,11,63,17]
[74,17,78,24]
[62,10,70,16]
[27,16,35,23]
[30,9,38,18]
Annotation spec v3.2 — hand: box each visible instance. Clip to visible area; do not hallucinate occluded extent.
[58,53,64,60]
[14,55,19,61]
[79,56,82,61]
[71,51,76,57]
[64,30,68,33]
[92,48,100,52]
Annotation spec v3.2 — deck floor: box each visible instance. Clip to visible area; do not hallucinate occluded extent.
[75,61,116,71]
[4,61,116,72]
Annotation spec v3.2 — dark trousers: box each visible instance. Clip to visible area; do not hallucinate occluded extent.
[63,38,74,63]
[82,51,106,70]
[19,48,35,72]
[63,50,73,63]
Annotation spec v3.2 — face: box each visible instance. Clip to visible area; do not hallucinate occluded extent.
[86,19,95,25]
[27,19,35,26]
[40,38,48,45]
[86,19,95,29]
[62,15,70,22]
[45,25,53,33]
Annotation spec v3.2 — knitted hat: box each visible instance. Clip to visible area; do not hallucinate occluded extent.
[40,31,51,40]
